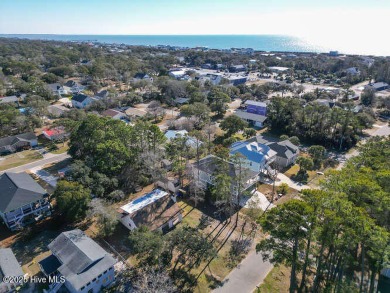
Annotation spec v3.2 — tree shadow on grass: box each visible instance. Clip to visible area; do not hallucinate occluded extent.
[11,214,93,265]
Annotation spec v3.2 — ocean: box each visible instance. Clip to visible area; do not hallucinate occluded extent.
[0,34,329,53]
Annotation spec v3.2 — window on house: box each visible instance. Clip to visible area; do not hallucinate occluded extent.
[80,286,85,290]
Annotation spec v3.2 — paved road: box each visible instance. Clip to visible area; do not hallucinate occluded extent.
[0,153,70,174]
[213,248,273,293]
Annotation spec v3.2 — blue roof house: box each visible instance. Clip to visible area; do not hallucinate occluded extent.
[230,141,277,174]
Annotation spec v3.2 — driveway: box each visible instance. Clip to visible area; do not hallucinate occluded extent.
[30,168,59,187]
[261,173,309,191]
[240,191,275,211]
[213,247,273,293]
[0,153,70,174]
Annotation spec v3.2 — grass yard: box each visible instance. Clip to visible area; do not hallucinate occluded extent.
[284,164,300,178]
[50,141,69,154]
[0,150,43,171]
[255,265,290,293]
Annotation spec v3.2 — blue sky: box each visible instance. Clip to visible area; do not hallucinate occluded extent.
[1,0,389,35]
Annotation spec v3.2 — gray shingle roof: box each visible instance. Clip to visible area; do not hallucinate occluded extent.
[48,229,116,291]
[0,248,24,279]
[0,172,47,213]
[72,94,89,103]
[234,110,267,123]
[0,132,37,148]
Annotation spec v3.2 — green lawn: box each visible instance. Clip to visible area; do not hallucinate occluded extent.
[50,142,69,154]
[256,265,290,293]
[0,150,43,171]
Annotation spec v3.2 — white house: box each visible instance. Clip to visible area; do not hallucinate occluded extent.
[169,70,186,79]
[47,83,69,97]
[0,172,51,231]
[346,67,360,76]
[164,130,202,148]
[39,229,116,293]
[64,80,85,94]
[71,94,93,109]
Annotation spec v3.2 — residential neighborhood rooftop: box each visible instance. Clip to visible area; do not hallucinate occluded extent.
[119,189,168,215]
[0,172,47,213]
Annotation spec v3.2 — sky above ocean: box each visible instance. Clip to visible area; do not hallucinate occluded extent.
[1,0,389,56]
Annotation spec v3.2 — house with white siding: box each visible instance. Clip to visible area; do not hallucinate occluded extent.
[0,172,51,231]
[39,229,116,293]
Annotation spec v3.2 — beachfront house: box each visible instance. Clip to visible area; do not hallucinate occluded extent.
[0,248,24,293]
[39,229,116,293]
[0,132,38,155]
[118,189,182,232]
[0,172,51,231]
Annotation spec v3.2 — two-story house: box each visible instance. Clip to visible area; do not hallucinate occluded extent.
[256,136,300,169]
[234,100,268,128]
[64,80,85,94]
[47,83,69,97]
[39,229,117,293]
[71,94,93,109]
[0,172,51,231]
[192,155,259,198]
[230,140,277,175]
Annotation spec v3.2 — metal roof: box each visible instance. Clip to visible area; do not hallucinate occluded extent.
[119,189,168,215]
